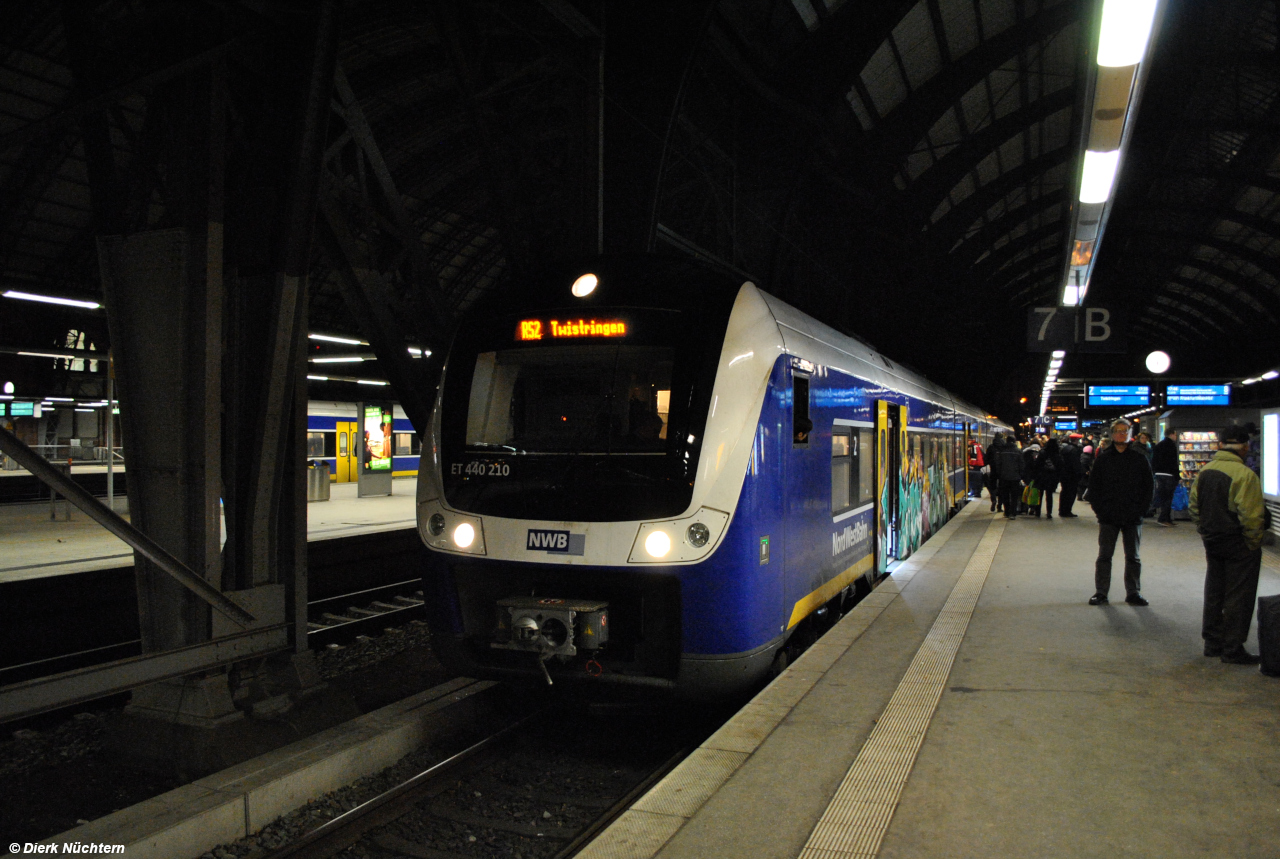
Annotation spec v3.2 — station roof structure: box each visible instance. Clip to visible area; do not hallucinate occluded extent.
[1,0,1277,422]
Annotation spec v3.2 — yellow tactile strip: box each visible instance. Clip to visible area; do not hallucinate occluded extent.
[796,515,1005,859]
[575,502,985,859]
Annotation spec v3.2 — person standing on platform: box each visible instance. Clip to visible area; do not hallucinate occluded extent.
[1087,419,1154,606]
[985,434,1003,512]
[1151,429,1180,526]
[1059,434,1084,517]
[991,435,1024,520]
[1033,437,1063,519]
[1020,436,1042,516]
[1189,425,1266,664]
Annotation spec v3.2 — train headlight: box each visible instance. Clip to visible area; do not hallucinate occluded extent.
[453,522,476,548]
[644,530,672,558]
[686,522,710,548]
[428,513,446,536]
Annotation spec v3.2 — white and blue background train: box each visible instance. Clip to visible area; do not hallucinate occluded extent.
[413,256,1006,697]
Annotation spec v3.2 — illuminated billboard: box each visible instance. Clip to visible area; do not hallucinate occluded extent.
[362,404,393,472]
[1086,385,1149,407]
[1166,384,1230,406]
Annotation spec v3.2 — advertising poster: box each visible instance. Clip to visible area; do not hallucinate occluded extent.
[363,404,393,473]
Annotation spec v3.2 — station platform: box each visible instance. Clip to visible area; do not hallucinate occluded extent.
[0,478,419,584]
[582,499,1280,859]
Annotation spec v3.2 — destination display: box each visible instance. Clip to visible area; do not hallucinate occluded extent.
[1166,384,1230,406]
[9,401,34,417]
[1054,420,1078,431]
[1086,385,1149,407]
[517,318,628,341]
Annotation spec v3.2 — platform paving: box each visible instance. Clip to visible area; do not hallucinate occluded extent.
[0,478,418,583]
[582,499,1280,859]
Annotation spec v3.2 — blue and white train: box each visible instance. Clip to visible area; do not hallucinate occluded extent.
[416,256,1005,697]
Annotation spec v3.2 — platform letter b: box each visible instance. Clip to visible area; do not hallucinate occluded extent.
[1084,308,1111,341]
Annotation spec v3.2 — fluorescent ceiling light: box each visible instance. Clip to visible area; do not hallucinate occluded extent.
[3,290,101,310]
[1243,377,1259,385]
[18,351,79,359]
[1062,285,1080,306]
[1263,371,1279,380]
[407,347,432,357]
[357,379,389,386]
[308,333,366,346]
[1050,360,1063,369]
[1097,0,1158,67]
[306,375,329,381]
[45,397,73,402]
[310,356,365,364]
[75,408,93,413]
[1052,350,1066,358]
[1080,150,1121,204]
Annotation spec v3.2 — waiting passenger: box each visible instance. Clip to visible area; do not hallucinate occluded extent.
[1020,436,1042,516]
[1151,429,1180,526]
[985,435,1004,512]
[1033,437,1063,520]
[1059,434,1084,517]
[1189,425,1266,665]
[1087,419,1154,607]
[991,435,1024,520]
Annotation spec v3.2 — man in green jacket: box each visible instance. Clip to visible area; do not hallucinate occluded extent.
[1189,425,1267,665]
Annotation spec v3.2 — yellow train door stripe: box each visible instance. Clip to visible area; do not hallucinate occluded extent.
[787,554,874,630]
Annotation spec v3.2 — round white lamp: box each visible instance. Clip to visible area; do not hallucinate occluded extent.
[1145,350,1170,374]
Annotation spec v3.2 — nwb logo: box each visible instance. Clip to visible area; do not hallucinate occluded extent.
[526,529,586,556]
[527,530,569,551]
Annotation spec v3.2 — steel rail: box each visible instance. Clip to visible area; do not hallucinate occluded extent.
[267,708,549,859]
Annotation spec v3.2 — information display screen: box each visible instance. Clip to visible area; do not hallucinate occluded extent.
[1054,420,1078,431]
[9,402,34,417]
[1086,385,1149,407]
[1167,384,1231,406]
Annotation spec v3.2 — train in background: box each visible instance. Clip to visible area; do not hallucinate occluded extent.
[306,402,421,481]
[415,255,1008,698]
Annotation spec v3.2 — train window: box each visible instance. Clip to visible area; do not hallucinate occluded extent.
[306,432,325,458]
[857,429,874,506]
[394,432,415,456]
[792,375,811,446]
[465,345,674,453]
[339,432,347,457]
[832,431,851,512]
[833,428,874,513]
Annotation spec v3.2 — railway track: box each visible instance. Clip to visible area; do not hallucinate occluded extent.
[264,697,713,859]
[306,578,426,647]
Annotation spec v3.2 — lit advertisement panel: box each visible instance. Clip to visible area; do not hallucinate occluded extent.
[1264,411,1279,501]
[362,404,393,472]
[1167,384,1231,406]
[1086,385,1149,407]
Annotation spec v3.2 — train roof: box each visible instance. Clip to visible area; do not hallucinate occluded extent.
[754,286,1008,430]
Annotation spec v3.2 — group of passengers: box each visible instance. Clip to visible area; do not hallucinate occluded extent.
[973,420,1269,668]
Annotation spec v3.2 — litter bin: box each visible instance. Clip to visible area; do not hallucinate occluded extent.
[307,459,331,502]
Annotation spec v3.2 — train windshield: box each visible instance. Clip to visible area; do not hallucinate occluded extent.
[440,306,721,521]
[465,345,673,454]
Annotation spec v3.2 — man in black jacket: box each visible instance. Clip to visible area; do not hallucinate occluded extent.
[1059,434,1084,517]
[991,435,1025,520]
[1150,429,1179,526]
[1088,419,1155,606]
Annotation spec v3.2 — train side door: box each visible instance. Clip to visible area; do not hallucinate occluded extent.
[874,401,899,572]
[335,420,358,482]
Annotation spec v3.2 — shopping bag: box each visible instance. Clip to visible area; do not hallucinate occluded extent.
[1171,483,1189,511]
[1021,485,1041,507]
